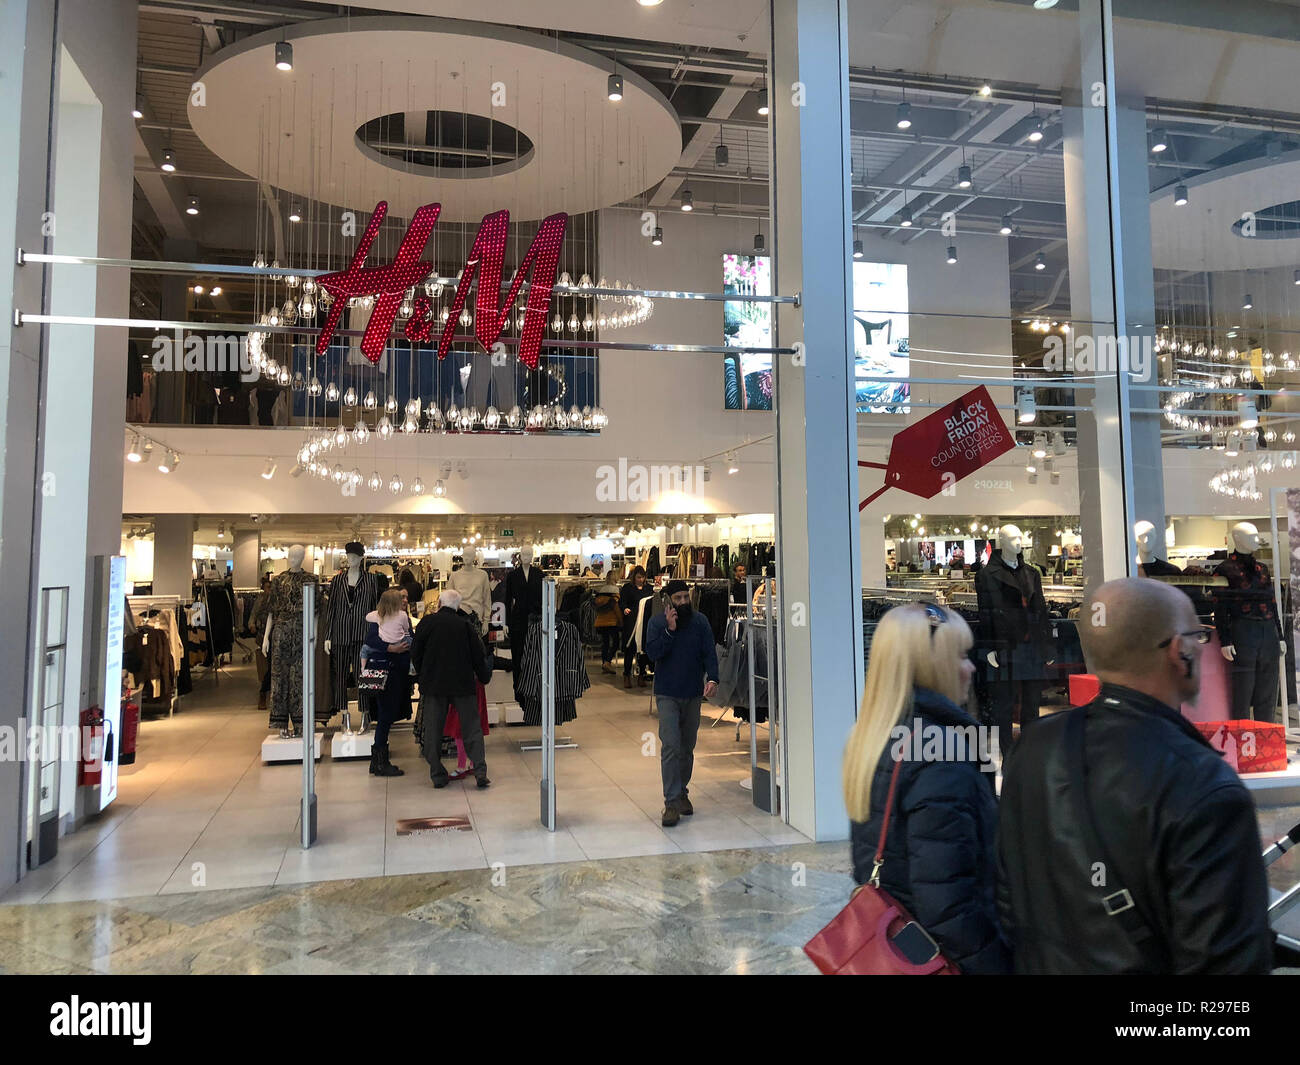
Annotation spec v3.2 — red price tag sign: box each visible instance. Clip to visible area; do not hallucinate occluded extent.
[859,385,1015,509]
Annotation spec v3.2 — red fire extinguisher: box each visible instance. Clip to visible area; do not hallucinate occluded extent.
[79,706,104,786]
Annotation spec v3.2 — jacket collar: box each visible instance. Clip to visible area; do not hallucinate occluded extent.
[987,550,1027,588]
[1097,683,1214,750]
[911,686,980,729]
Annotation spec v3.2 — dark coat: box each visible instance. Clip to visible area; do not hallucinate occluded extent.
[619,580,654,642]
[505,565,544,642]
[997,685,1274,974]
[412,606,490,697]
[850,687,1010,975]
[974,550,1050,656]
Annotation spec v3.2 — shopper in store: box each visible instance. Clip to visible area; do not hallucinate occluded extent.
[361,588,414,777]
[620,565,654,688]
[730,563,748,605]
[997,577,1273,974]
[645,580,719,827]
[593,580,621,675]
[412,587,492,789]
[841,602,1009,974]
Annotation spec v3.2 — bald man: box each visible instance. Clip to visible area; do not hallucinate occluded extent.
[997,577,1273,974]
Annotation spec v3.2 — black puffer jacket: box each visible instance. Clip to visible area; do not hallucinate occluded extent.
[997,686,1273,974]
[850,687,1010,975]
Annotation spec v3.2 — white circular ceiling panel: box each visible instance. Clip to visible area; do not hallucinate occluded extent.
[189,17,682,222]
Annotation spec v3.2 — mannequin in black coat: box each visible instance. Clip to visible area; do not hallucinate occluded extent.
[504,550,544,693]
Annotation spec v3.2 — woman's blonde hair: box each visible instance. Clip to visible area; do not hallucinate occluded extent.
[376,588,405,620]
[842,603,973,823]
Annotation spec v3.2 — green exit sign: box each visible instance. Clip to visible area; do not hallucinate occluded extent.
[501,529,514,537]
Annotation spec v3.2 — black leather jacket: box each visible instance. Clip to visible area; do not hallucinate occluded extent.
[997,685,1273,974]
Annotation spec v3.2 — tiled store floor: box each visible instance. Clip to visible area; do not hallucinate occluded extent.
[4,661,804,904]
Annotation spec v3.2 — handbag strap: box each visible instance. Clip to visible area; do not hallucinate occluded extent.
[869,757,904,887]
[1064,707,1159,950]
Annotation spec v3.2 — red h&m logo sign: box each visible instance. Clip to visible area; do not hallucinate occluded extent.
[314,201,568,370]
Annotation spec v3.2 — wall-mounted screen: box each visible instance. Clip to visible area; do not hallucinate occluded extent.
[722,253,773,410]
[852,261,910,414]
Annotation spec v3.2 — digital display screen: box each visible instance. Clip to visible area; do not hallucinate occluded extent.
[723,253,773,411]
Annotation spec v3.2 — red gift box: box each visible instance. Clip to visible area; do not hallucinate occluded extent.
[1068,674,1101,707]
[1192,720,1288,774]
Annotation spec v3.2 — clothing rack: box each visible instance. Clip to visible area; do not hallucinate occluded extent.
[127,594,183,717]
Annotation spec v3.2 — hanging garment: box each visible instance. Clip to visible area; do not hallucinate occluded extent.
[202,583,235,656]
[716,544,730,578]
[267,569,321,728]
[697,586,731,645]
[516,617,588,725]
[136,624,175,703]
[645,546,661,579]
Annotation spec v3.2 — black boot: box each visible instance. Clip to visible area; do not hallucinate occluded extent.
[370,742,404,777]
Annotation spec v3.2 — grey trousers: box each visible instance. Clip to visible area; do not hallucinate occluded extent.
[1228,618,1281,723]
[425,692,487,783]
[657,695,702,803]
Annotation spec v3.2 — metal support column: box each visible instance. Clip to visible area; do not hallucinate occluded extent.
[539,579,557,831]
[301,583,317,848]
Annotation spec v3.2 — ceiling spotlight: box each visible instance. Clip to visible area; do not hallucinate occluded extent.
[142,440,153,461]
[1294,270,1300,285]
[754,233,765,253]
[680,190,694,211]
[956,164,972,189]
[1033,434,1047,458]
[126,435,142,463]
[288,203,302,223]
[185,195,200,215]
[1173,183,1188,206]
[158,450,178,474]
[1000,214,1013,235]
[132,95,145,120]
[192,283,205,295]
[756,89,769,116]
[261,458,277,480]
[899,205,913,227]
[607,73,623,101]
[896,101,912,130]
[1027,117,1044,143]
[726,451,740,475]
[1242,293,1253,310]
[1033,0,1059,9]
[433,479,447,498]
[853,239,864,259]
[275,40,293,72]
[217,522,225,539]
[637,0,665,6]
[715,143,729,167]
[1034,252,1046,271]
[160,149,176,172]
[946,245,958,264]
[210,285,222,297]
[651,226,663,246]
[1238,396,1259,430]
[1150,127,1168,153]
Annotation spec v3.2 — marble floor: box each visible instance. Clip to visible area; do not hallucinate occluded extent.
[0,843,850,974]
[3,658,804,905]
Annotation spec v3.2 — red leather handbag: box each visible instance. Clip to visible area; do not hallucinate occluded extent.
[804,760,960,975]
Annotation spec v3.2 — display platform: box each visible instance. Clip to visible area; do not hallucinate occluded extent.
[331,730,373,760]
[261,733,322,763]
[1242,757,1300,806]
[488,701,524,726]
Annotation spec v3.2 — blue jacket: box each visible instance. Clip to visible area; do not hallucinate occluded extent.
[644,610,719,699]
[850,686,1010,975]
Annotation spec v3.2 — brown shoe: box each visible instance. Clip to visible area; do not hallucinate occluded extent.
[624,676,632,689]
[661,802,680,827]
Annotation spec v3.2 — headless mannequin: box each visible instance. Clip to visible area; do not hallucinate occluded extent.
[324,552,363,657]
[507,546,543,694]
[325,550,377,730]
[976,524,1047,757]
[264,545,306,736]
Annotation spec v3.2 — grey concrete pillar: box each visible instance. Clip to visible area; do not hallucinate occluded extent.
[232,528,260,590]
[153,514,194,596]
[771,0,862,841]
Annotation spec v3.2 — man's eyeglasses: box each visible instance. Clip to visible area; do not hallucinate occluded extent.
[1156,628,1213,649]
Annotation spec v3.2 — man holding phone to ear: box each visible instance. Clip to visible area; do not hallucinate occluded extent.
[645,580,720,827]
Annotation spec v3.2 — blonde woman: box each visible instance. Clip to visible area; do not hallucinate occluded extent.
[843,602,1009,974]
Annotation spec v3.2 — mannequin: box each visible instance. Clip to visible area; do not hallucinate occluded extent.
[448,546,492,635]
[263,545,319,735]
[974,524,1050,758]
[1134,519,1181,577]
[325,542,380,728]
[505,545,544,695]
[1214,522,1286,722]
